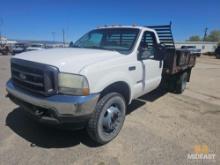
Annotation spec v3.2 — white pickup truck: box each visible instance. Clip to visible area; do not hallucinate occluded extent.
[6,24,196,144]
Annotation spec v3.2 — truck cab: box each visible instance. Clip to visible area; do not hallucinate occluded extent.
[72,26,164,99]
[6,25,195,144]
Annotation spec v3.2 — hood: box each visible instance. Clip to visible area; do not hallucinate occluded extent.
[13,48,122,73]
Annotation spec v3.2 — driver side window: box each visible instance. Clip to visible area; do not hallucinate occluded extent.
[139,31,157,59]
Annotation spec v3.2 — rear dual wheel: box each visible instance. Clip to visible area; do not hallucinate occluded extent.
[175,72,188,94]
[167,72,188,94]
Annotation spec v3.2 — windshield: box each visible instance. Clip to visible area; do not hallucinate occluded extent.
[31,45,42,48]
[73,28,140,53]
[182,46,196,49]
[15,44,24,48]
[188,46,196,48]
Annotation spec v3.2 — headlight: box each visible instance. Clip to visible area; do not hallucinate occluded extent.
[58,73,89,96]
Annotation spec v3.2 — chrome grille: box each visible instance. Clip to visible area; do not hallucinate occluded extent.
[11,59,58,96]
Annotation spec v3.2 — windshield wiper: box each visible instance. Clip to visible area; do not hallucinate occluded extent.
[73,45,119,53]
[84,46,102,49]
[85,46,119,52]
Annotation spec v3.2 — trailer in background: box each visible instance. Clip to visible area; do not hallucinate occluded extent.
[175,41,218,54]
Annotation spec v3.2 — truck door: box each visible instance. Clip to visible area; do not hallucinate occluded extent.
[138,31,163,93]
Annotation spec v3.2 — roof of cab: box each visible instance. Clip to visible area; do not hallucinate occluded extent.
[96,25,155,32]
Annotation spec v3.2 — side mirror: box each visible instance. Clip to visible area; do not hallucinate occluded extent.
[155,43,167,60]
[138,47,154,61]
[159,42,166,48]
[137,48,143,61]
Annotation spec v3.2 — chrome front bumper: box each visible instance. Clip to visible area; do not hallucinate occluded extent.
[6,80,99,124]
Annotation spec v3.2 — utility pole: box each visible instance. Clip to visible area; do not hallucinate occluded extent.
[0,18,3,45]
[51,32,55,42]
[203,27,208,41]
[0,28,1,44]
[62,29,65,47]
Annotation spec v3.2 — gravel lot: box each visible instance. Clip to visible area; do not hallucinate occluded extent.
[0,55,219,165]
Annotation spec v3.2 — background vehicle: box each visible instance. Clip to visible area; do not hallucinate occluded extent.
[6,24,196,144]
[0,44,11,55]
[26,43,45,51]
[215,46,220,59]
[181,45,201,57]
[12,43,27,55]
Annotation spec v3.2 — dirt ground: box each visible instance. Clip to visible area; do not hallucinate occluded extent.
[0,55,219,165]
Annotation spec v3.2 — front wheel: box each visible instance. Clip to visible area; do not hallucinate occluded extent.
[87,92,126,144]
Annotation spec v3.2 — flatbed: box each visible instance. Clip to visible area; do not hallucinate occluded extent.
[147,23,196,92]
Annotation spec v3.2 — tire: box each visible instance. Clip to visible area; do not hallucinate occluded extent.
[196,53,201,57]
[175,72,188,94]
[87,92,126,144]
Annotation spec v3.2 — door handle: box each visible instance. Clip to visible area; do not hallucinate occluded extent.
[128,66,136,71]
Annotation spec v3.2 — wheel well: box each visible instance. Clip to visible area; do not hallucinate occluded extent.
[100,81,130,105]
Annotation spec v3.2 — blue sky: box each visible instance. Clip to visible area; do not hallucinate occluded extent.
[0,0,219,42]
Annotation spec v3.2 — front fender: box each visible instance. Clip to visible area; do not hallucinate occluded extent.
[88,71,134,103]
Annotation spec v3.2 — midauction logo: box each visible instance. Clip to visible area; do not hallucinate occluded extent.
[187,145,216,161]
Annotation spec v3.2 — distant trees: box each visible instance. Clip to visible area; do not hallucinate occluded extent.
[188,35,201,41]
[188,30,220,43]
[205,30,220,42]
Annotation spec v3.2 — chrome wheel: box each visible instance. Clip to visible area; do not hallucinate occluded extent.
[102,104,121,133]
